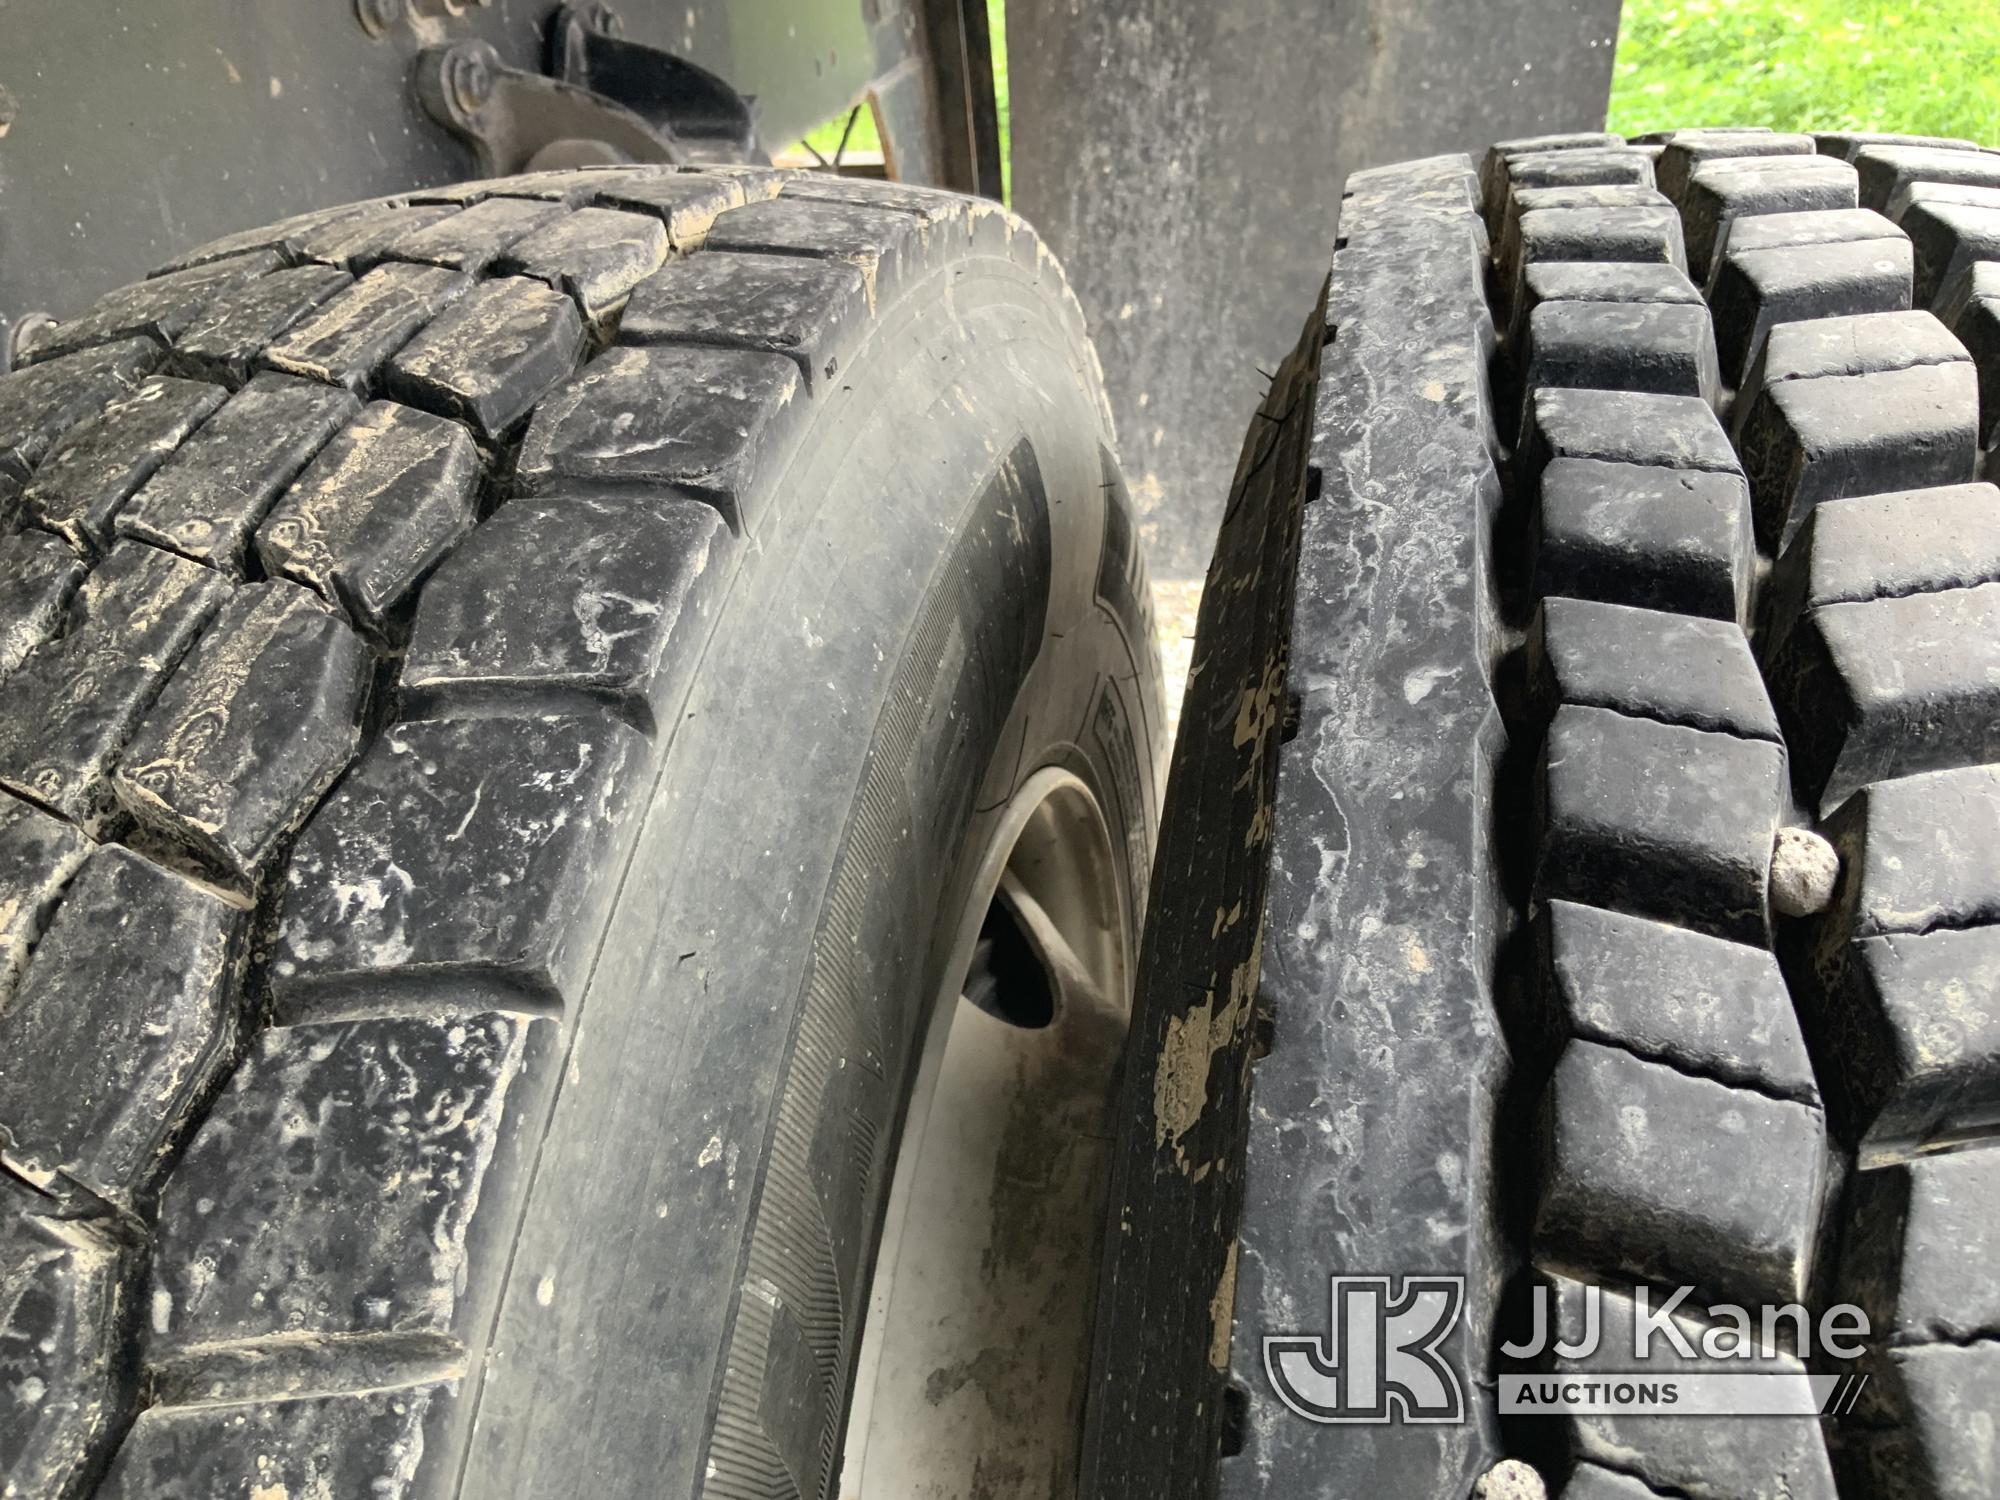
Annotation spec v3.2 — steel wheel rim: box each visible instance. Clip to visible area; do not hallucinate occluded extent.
[839,767,1134,1500]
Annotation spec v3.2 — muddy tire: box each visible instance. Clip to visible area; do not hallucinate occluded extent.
[1087,129,2000,1500]
[0,166,1166,1499]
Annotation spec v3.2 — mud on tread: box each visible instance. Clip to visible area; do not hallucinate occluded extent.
[0,165,1079,1499]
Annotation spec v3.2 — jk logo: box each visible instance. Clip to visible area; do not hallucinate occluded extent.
[1263,1276,1466,1424]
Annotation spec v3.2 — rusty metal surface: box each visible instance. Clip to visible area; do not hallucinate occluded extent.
[1007,0,1622,576]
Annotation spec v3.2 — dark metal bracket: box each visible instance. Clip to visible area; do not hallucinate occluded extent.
[414,4,761,179]
[546,3,759,162]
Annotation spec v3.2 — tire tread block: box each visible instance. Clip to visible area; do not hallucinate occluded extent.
[403,493,726,735]
[777,175,968,227]
[515,343,802,534]
[0,845,243,1205]
[1819,765,2000,945]
[1840,1342,2000,1500]
[1350,154,1484,221]
[620,250,870,393]
[481,165,703,207]
[596,170,774,251]
[263,263,473,394]
[1855,144,2000,216]
[0,1180,128,1500]
[1522,388,1739,485]
[1762,483,2000,648]
[270,715,646,1015]
[1719,205,1902,262]
[115,372,362,571]
[703,196,930,297]
[256,402,482,644]
[1509,203,1688,316]
[1735,308,1966,420]
[150,200,385,276]
[1512,261,1704,353]
[1945,266,2000,445]
[1535,704,1780,944]
[1538,899,1817,1101]
[1901,197,2000,309]
[1479,132,1625,220]
[256,401,484,646]
[150,1012,554,1377]
[376,197,567,274]
[1536,1041,1826,1309]
[1499,183,1669,281]
[1771,581,2000,814]
[1528,596,1778,741]
[1810,925,2000,1166]
[1493,148,1658,252]
[99,1384,458,1500]
[1817,131,1981,163]
[1522,259,1703,307]
[1542,1277,1837,1500]
[1532,458,1755,625]
[0,532,87,681]
[489,206,669,324]
[1895,182,2000,221]
[115,581,369,886]
[1504,146,1656,196]
[169,264,356,386]
[1521,298,1719,415]
[22,375,230,555]
[1943,252,2000,318]
[0,338,164,483]
[0,543,230,833]
[1739,362,1977,552]
[23,253,282,367]
[292,205,458,272]
[383,277,585,441]
[1681,155,1858,280]
[1841,1150,2000,1347]
[1709,234,1914,385]
[0,791,90,1010]
[1656,130,1816,202]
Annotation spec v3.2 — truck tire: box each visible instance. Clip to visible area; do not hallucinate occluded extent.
[0,165,1166,1499]
[1091,129,2000,1500]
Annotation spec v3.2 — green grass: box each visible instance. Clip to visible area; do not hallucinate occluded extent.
[795,0,1011,201]
[1609,0,2000,142]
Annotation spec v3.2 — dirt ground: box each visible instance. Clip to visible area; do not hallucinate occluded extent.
[1152,577,1202,743]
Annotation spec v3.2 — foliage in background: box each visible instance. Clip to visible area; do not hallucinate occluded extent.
[1609,0,2000,141]
[795,0,1011,201]
[991,0,1011,203]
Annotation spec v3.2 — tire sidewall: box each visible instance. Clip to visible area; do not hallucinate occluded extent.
[454,244,1165,1497]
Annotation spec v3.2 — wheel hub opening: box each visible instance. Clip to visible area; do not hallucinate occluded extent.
[961,888,1058,1029]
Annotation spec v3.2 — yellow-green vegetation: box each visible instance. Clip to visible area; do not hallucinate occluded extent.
[795,0,1011,200]
[1610,0,2000,143]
